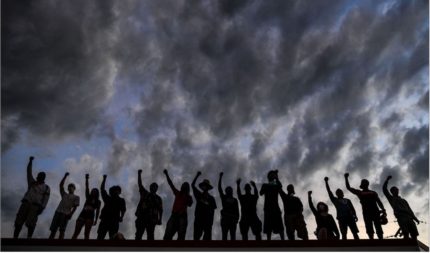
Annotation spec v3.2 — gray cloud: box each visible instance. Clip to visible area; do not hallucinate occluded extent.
[1,0,119,152]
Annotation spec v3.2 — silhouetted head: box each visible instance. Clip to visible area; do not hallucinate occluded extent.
[335,189,344,198]
[67,183,76,194]
[287,184,295,194]
[150,183,158,194]
[267,170,278,182]
[225,186,233,196]
[244,184,251,194]
[390,186,399,197]
[90,188,99,199]
[180,182,190,194]
[199,179,213,192]
[110,185,121,197]
[359,179,369,190]
[317,202,329,213]
[36,172,46,183]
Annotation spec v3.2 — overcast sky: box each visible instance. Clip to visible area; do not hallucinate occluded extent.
[2,0,428,244]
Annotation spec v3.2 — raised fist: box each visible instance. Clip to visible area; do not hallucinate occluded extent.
[219,172,224,177]
[138,169,142,174]
[387,175,392,180]
[196,171,202,176]
[324,177,329,181]
[65,172,70,177]
[344,173,349,178]
[85,174,89,179]
[29,156,35,161]
[236,178,241,184]
[308,191,312,195]
[163,169,168,174]
[103,174,107,179]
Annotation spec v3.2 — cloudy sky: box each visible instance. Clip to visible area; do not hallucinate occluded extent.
[2,0,429,244]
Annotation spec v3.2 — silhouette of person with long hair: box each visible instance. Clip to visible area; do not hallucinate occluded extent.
[260,170,285,240]
[324,177,359,240]
[97,175,126,239]
[237,179,262,240]
[383,175,419,240]
[163,169,193,240]
[14,156,50,239]
[49,172,80,239]
[279,184,308,240]
[345,173,386,239]
[218,172,239,240]
[308,191,339,240]
[135,169,163,240]
[72,174,101,240]
[192,171,217,240]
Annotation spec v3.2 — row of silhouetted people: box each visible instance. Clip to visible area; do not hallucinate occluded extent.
[13,156,420,241]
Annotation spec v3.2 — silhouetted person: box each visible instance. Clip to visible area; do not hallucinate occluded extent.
[260,170,285,240]
[218,172,239,240]
[345,173,385,239]
[279,184,308,240]
[324,177,359,240]
[192,171,217,240]
[14,156,50,239]
[49,172,80,239]
[97,175,126,240]
[135,169,163,240]
[163,169,193,240]
[308,191,340,240]
[72,174,101,240]
[383,175,419,240]
[236,179,262,240]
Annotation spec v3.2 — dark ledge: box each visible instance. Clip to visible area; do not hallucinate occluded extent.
[1,238,426,251]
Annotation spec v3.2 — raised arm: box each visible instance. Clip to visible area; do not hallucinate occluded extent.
[308,191,317,215]
[382,176,393,201]
[236,179,242,197]
[60,172,69,196]
[101,175,108,201]
[250,180,258,198]
[27,156,36,187]
[138,170,148,194]
[218,172,224,197]
[324,177,336,203]
[85,174,90,199]
[344,173,360,195]
[163,169,178,194]
[192,171,202,196]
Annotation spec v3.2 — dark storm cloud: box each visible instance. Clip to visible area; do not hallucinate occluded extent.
[401,126,429,161]
[1,0,119,152]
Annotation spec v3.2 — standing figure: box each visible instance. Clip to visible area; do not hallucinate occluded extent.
[324,177,359,240]
[383,176,419,239]
[237,179,262,240]
[192,171,217,240]
[344,173,386,239]
[49,172,80,239]
[279,184,308,240]
[163,169,193,240]
[260,170,285,240]
[135,169,163,240]
[14,156,50,239]
[97,175,126,240]
[308,191,340,240]
[218,172,239,240]
[72,174,101,240]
